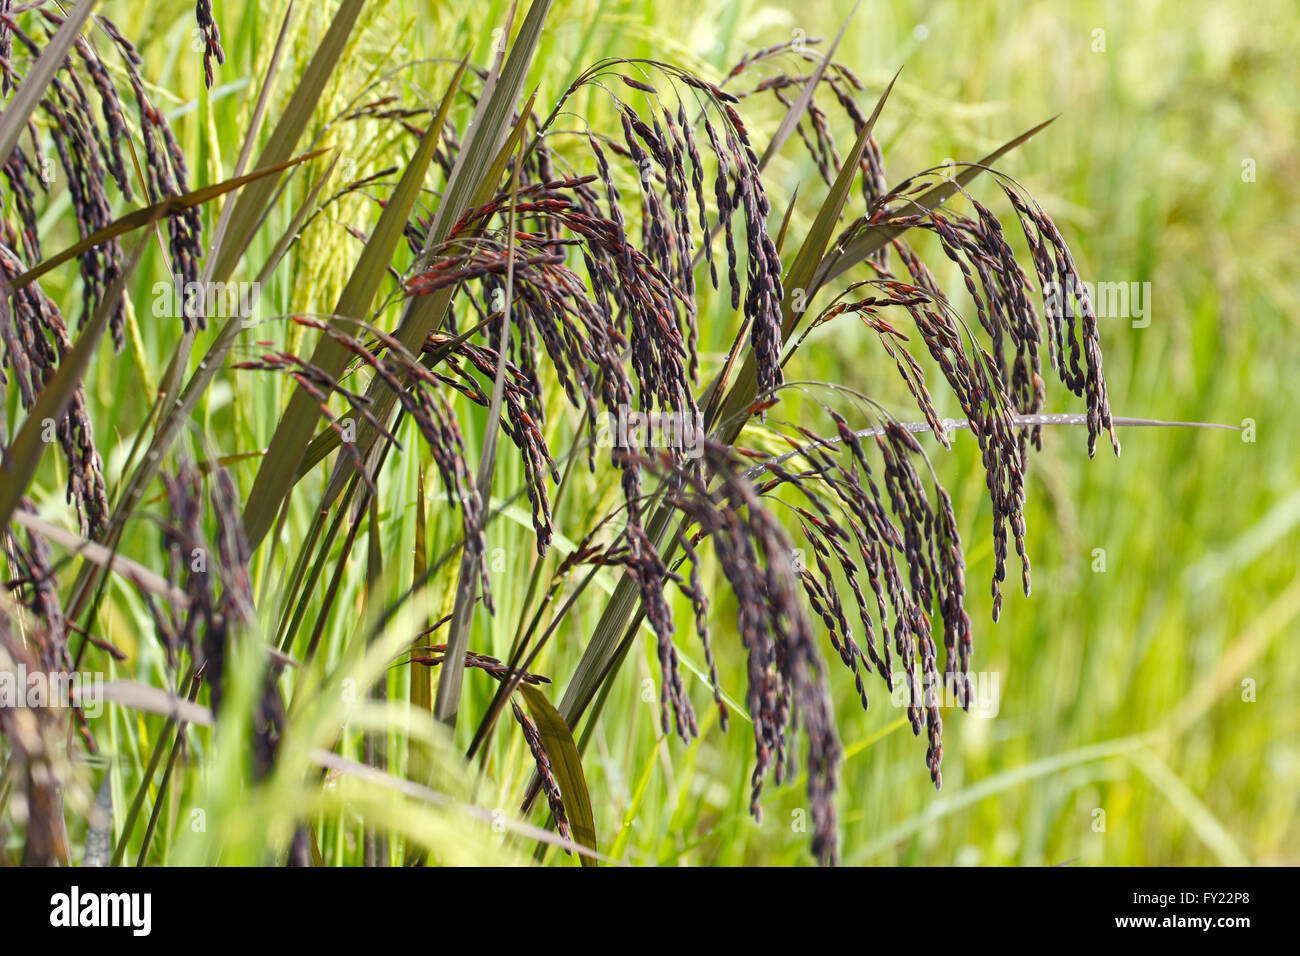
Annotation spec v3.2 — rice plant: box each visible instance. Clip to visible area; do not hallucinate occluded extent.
[0,0,1245,867]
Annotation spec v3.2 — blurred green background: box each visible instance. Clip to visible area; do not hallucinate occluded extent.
[16,0,1298,865]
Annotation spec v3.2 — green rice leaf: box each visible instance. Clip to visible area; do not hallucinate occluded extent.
[519,684,598,865]
[242,65,465,546]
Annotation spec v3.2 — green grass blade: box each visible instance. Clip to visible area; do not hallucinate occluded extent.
[11,510,189,607]
[242,68,464,546]
[205,0,300,274]
[782,68,900,333]
[847,733,1155,863]
[209,0,366,283]
[316,90,539,513]
[411,467,432,714]
[312,3,554,507]
[9,150,325,291]
[1128,749,1251,866]
[418,1,545,260]
[519,684,598,865]
[814,115,1059,286]
[756,1,860,172]
[609,737,662,860]
[434,141,524,727]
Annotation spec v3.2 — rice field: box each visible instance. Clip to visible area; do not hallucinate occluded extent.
[0,0,1296,868]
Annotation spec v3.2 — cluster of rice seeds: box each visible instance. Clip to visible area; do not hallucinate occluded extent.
[0,0,12,95]
[695,116,737,303]
[793,519,872,712]
[905,228,1033,606]
[342,338,495,604]
[70,31,135,200]
[875,171,1117,457]
[319,57,1109,856]
[1,10,202,335]
[0,239,110,536]
[737,76,838,184]
[507,278,570,457]
[826,195,1074,618]
[828,270,1030,617]
[419,212,601,488]
[195,0,225,89]
[752,408,981,789]
[237,319,499,608]
[932,482,974,706]
[667,102,705,373]
[510,699,571,845]
[210,467,255,626]
[430,326,557,550]
[3,146,43,264]
[822,73,890,206]
[1000,185,1118,457]
[156,463,211,669]
[428,167,706,533]
[657,103,701,373]
[872,425,947,783]
[2,502,68,674]
[797,433,901,674]
[736,166,785,400]
[849,175,1122,603]
[706,444,839,865]
[676,531,727,729]
[625,519,697,740]
[3,15,124,343]
[0,617,70,865]
[578,65,785,398]
[45,71,122,339]
[431,161,736,733]
[96,15,204,323]
[552,150,700,419]
[613,75,701,328]
[207,468,286,779]
[155,463,281,775]
[760,464,882,700]
[621,443,840,863]
[426,64,827,838]
[951,205,1042,411]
